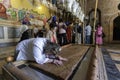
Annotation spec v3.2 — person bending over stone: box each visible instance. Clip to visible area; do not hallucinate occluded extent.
[15,38,67,66]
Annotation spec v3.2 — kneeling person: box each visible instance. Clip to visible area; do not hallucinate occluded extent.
[15,38,67,66]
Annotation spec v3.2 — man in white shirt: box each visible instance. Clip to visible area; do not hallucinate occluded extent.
[85,23,92,44]
[15,38,67,65]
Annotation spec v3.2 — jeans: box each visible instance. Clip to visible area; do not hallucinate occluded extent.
[85,35,91,44]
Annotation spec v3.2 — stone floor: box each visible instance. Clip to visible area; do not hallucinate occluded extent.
[0,46,15,80]
[103,44,120,71]
[0,44,120,80]
[102,44,120,80]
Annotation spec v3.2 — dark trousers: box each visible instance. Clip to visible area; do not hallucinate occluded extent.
[58,33,67,46]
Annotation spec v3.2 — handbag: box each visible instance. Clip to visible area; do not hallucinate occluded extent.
[102,32,106,38]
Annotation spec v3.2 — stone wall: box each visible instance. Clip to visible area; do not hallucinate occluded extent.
[86,0,120,43]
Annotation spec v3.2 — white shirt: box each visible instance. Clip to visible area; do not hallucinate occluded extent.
[58,22,66,34]
[33,27,39,34]
[16,38,49,64]
[85,25,92,36]
[19,25,28,37]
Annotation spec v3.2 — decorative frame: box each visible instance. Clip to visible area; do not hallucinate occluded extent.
[8,27,20,38]
[0,26,4,39]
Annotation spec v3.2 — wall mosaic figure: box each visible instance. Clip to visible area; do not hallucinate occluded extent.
[0,3,7,19]
[18,9,26,21]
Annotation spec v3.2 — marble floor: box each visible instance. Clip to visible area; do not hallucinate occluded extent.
[103,44,120,71]
[102,44,120,80]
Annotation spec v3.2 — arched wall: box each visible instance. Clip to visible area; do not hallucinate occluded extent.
[86,0,120,43]
[109,12,119,43]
